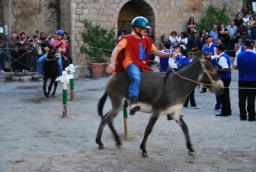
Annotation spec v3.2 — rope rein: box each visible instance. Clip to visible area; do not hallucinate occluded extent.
[171,60,220,87]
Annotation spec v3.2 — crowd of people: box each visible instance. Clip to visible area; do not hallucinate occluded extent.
[0,30,70,73]
[114,14,256,122]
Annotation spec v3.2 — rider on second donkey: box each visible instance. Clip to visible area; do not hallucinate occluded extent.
[106,16,174,115]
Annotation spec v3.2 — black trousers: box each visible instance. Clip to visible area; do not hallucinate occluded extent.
[11,51,21,71]
[220,78,231,115]
[184,90,196,107]
[238,81,256,119]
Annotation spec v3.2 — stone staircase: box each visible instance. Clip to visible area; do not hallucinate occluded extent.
[0,71,39,81]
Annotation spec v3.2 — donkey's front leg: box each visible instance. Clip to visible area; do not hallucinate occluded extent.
[176,116,194,152]
[140,113,159,157]
[43,78,49,97]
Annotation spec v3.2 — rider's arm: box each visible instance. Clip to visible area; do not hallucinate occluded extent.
[151,45,173,58]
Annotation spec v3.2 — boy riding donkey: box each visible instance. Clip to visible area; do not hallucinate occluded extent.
[106,16,174,115]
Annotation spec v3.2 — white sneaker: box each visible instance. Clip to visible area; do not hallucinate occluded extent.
[129,104,141,115]
[0,70,4,73]
[191,105,201,109]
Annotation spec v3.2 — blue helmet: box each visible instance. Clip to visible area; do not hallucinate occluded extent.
[131,16,151,29]
[56,30,64,36]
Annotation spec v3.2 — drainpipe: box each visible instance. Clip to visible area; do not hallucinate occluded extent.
[56,0,60,30]
[223,0,241,13]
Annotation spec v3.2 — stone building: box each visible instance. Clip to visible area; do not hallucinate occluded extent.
[0,0,242,76]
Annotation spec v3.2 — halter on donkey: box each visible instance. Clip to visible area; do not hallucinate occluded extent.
[95,59,223,157]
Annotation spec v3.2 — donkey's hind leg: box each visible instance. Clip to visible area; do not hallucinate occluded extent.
[47,78,55,97]
[96,104,124,149]
[176,116,194,152]
[51,81,58,96]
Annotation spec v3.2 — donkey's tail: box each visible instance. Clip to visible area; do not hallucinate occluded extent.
[97,92,108,118]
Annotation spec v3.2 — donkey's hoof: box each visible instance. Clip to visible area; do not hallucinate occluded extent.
[98,145,105,149]
[141,152,148,157]
[116,142,122,148]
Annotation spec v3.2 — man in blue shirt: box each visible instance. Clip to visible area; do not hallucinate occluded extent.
[234,38,256,121]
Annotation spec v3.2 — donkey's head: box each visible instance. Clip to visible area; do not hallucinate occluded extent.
[46,45,57,60]
[199,60,223,95]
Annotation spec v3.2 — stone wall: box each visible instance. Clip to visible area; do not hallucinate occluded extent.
[69,0,242,77]
[0,0,243,76]
[8,0,56,39]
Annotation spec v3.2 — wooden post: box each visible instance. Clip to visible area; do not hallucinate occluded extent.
[123,107,129,139]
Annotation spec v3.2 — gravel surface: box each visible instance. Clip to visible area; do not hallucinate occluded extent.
[0,69,255,172]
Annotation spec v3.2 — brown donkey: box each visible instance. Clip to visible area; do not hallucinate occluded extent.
[96,59,223,157]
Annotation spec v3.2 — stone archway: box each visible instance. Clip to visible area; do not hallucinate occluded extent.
[118,0,155,34]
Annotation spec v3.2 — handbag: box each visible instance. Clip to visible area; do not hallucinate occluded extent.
[38,45,42,55]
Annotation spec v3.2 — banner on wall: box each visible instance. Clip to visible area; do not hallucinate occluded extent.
[253,2,256,11]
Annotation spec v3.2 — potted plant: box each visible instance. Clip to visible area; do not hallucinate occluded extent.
[80,19,115,77]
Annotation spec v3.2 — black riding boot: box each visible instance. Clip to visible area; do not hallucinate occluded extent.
[129,96,141,115]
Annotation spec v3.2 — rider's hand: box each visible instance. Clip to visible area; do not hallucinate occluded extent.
[106,64,116,73]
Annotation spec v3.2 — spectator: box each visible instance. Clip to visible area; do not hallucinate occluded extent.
[33,30,67,78]
[187,16,196,39]
[250,22,256,46]
[218,23,229,46]
[234,37,242,50]
[15,30,21,39]
[19,32,29,71]
[179,31,188,47]
[247,16,255,30]
[148,28,155,43]
[50,34,57,44]
[0,36,4,72]
[118,26,126,37]
[63,32,69,43]
[243,12,250,26]
[200,29,209,49]
[252,11,256,21]
[117,31,126,41]
[188,30,201,52]
[154,42,171,72]
[39,32,51,53]
[234,13,244,27]
[168,44,182,70]
[9,33,21,72]
[226,21,237,53]
[209,25,218,44]
[160,34,168,49]
[233,38,256,121]
[214,44,232,116]
[236,23,248,40]
[168,31,180,46]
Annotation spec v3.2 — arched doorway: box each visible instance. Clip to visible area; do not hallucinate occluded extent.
[118,0,155,35]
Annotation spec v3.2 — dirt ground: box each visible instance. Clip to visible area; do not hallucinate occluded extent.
[0,69,256,172]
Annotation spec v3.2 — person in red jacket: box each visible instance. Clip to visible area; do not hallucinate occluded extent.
[106,16,174,115]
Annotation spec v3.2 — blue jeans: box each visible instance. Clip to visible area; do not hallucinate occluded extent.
[37,53,63,76]
[126,63,141,98]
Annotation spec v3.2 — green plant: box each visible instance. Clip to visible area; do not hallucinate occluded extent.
[248,5,253,11]
[196,5,230,33]
[80,19,116,63]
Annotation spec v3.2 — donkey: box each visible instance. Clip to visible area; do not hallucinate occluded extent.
[95,59,223,157]
[43,45,58,97]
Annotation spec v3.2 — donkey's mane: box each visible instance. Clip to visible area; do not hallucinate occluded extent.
[163,59,199,85]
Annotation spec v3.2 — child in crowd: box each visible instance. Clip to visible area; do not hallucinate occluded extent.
[154,42,171,72]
